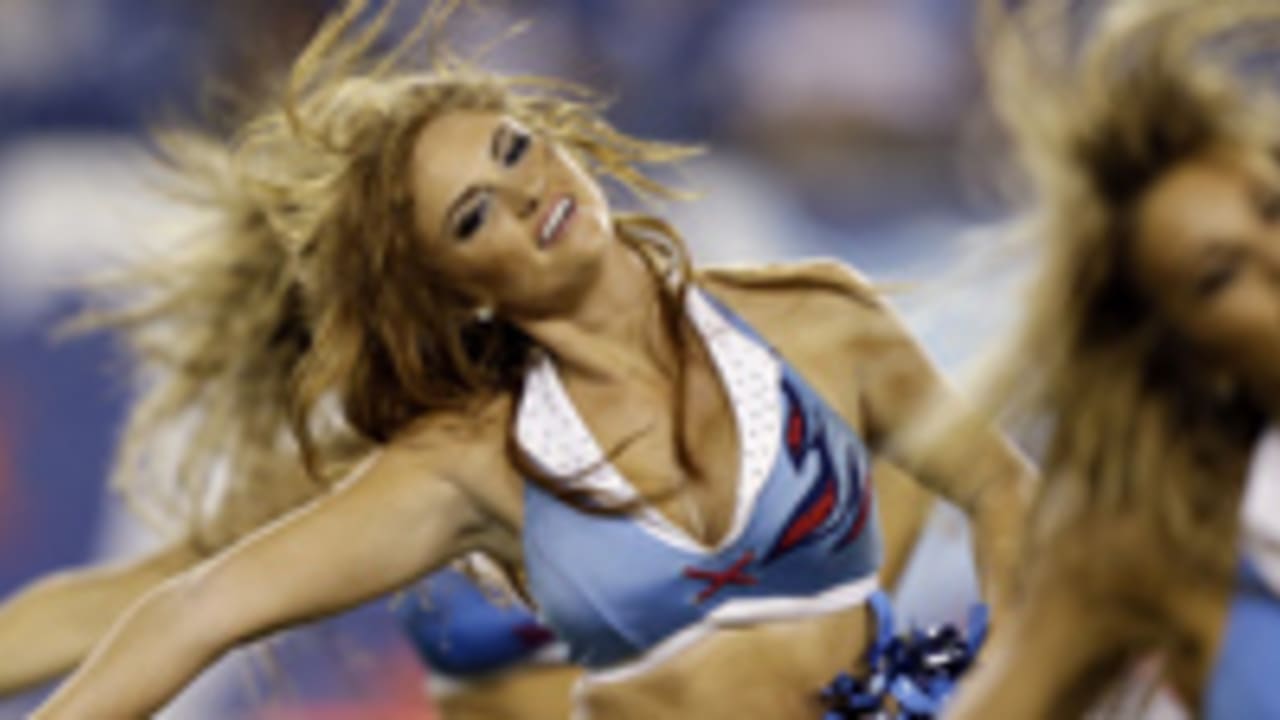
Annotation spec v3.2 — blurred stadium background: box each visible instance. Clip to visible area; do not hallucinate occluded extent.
[0,1,1018,717]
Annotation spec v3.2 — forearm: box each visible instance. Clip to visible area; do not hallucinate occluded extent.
[0,573,102,694]
[0,544,200,695]
[897,431,1033,619]
[964,462,1033,620]
[32,574,228,720]
[871,461,933,592]
[919,413,1034,619]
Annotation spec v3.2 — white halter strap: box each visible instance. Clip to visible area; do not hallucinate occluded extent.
[1244,427,1280,593]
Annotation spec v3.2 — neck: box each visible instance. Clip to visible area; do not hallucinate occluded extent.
[517,240,685,385]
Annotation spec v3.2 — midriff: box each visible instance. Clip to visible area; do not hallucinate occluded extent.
[574,603,873,720]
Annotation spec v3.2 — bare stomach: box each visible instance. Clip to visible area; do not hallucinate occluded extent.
[433,664,580,720]
[573,604,874,720]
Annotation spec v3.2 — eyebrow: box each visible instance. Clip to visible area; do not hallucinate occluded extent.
[439,124,507,237]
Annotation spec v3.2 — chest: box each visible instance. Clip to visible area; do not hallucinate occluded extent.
[554,301,867,548]
[517,360,881,669]
[565,355,743,545]
[477,297,869,565]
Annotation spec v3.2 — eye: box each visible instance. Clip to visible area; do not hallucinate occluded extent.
[454,193,491,241]
[503,129,531,167]
[1195,255,1242,298]
[1257,188,1280,224]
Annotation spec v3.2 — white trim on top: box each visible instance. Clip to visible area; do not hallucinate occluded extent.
[1244,426,1280,595]
[575,575,880,689]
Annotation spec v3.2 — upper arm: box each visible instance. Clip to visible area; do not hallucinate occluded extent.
[846,292,1035,613]
[851,301,1033,513]
[182,439,494,647]
[30,423,507,719]
[701,258,1029,508]
[193,456,328,555]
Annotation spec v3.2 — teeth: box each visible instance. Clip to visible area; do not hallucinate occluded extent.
[540,198,573,246]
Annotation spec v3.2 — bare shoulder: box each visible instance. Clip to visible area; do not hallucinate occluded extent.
[696,258,901,347]
[696,260,908,429]
[385,394,523,529]
[394,394,512,452]
[697,258,879,306]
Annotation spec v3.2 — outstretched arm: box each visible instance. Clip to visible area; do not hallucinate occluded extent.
[0,543,199,694]
[33,439,494,720]
[0,456,330,695]
[852,288,1034,618]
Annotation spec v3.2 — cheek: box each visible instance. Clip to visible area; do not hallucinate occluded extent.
[558,152,609,214]
[1182,280,1280,370]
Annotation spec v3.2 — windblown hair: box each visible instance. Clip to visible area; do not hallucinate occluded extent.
[982,0,1280,586]
[257,0,701,479]
[78,0,702,543]
[72,133,370,549]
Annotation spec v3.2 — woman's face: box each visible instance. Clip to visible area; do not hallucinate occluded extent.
[409,110,613,318]
[1133,147,1280,402]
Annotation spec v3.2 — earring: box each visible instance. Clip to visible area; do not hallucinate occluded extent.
[474,305,495,323]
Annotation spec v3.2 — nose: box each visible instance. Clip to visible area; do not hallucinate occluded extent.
[491,184,540,219]
[491,136,548,220]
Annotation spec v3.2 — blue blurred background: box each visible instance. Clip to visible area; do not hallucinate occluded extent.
[0,1,1015,717]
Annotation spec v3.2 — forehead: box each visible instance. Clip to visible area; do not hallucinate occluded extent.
[1133,152,1262,282]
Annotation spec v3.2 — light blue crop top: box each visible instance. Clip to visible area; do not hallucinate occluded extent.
[515,290,881,677]
[1204,427,1280,719]
[1205,560,1280,718]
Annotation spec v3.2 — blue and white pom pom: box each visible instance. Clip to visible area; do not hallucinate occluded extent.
[821,592,989,719]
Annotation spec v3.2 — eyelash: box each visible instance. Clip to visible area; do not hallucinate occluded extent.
[454,127,532,240]
[504,130,530,167]
[455,198,489,240]
[1197,262,1240,297]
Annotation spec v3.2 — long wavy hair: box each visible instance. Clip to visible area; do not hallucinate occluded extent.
[982,0,1280,598]
[77,0,704,544]
[71,130,369,549]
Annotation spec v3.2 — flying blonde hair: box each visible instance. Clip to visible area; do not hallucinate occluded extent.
[980,0,1280,612]
[965,2,1280,708]
[76,0,704,546]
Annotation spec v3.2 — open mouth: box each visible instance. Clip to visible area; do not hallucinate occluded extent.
[538,195,576,249]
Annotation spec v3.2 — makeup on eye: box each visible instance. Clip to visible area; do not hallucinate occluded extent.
[503,130,530,166]
[454,193,490,240]
[1254,185,1280,224]
[492,121,531,167]
[1194,244,1245,298]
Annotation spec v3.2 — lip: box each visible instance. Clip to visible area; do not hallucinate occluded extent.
[536,193,576,249]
